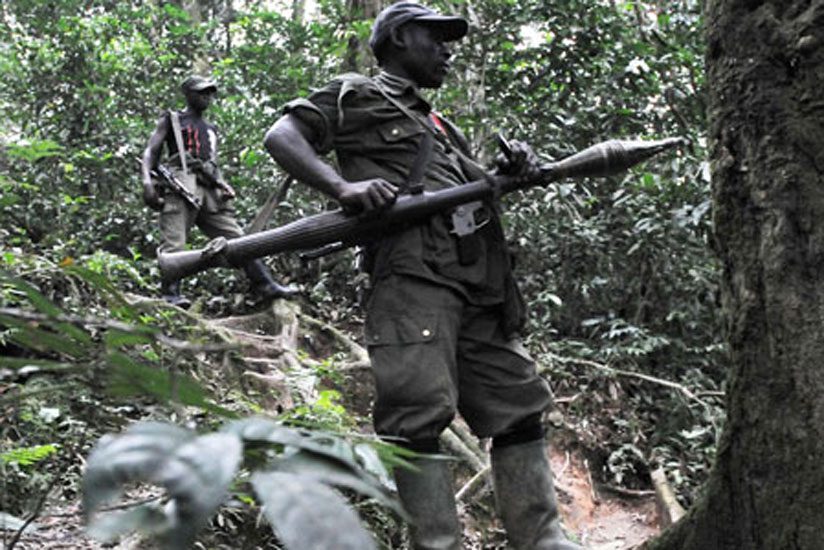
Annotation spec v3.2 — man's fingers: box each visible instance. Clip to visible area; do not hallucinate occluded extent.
[376,181,398,203]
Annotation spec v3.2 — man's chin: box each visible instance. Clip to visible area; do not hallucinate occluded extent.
[420,77,446,89]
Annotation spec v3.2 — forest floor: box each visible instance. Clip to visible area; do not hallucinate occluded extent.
[3,298,664,550]
[548,446,660,549]
[3,442,661,550]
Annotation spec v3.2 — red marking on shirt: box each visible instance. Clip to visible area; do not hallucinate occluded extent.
[430,112,446,134]
[185,125,201,157]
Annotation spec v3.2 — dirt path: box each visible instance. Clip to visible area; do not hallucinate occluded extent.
[550,448,659,549]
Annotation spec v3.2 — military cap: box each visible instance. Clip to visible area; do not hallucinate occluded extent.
[369,2,468,54]
[181,75,218,93]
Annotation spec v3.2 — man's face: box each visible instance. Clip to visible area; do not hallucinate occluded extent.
[396,22,453,89]
[184,88,216,112]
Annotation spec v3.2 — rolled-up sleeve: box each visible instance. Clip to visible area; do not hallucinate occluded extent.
[282,82,342,155]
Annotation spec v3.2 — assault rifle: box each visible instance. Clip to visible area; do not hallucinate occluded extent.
[158,137,685,284]
[138,158,200,210]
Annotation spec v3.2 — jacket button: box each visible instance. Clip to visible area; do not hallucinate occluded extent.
[391,128,400,136]
[422,328,431,338]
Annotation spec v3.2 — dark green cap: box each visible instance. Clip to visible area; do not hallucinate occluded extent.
[369,2,468,54]
[181,75,217,93]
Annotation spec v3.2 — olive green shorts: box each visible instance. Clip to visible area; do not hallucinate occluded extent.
[364,274,552,442]
[157,176,243,255]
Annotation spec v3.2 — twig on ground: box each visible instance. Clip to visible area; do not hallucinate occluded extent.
[584,458,600,505]
[7,476,55,550]
[456,465,491,503]
[557,450,571,480]
[599,484,656,498]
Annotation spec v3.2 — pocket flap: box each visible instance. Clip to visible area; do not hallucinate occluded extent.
[377,121,424,144]
[365,312,437,346]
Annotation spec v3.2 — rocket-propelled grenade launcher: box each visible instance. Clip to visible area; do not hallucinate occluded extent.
[158,137,686,284]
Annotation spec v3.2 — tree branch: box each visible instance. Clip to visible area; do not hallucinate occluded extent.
[0,307,238,353]
[542,351,719,407]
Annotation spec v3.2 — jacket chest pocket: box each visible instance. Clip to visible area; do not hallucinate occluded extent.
[377,120,424,144]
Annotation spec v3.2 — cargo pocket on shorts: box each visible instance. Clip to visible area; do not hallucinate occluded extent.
[365,311,443,408]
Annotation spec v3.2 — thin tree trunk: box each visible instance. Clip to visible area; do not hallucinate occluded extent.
[292,0,306,24]
[342,0,383,74]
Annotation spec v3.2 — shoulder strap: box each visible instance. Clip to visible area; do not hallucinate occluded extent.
[169,110,189,175]
[371,82,443,194]
[372,81,488,183]
[405,130,434,195]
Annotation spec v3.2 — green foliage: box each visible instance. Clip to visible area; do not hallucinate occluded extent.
[453,0,720,505]
[1,444,58,467]
[0,0,719,511]
[83,417,401,550]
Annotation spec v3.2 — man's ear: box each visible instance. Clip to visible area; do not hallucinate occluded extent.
[388,25,408,51]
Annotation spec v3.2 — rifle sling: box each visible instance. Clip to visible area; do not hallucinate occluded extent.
[169,110,189,175]
[373,82,483,265]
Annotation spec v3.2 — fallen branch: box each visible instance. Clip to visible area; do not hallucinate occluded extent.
[651,467,686,527]
[543,351,717,407]
[440,426,486,473]
[599,484,656,498]
[298,313,369,365]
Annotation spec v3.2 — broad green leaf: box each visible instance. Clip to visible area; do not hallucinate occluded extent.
[252,471,377,550]
[84,422,195,514]
[273,450,404,516]
[354,443,395,490]
[225,417,361,473]
[152,433,243,549]
[84,423,242,550]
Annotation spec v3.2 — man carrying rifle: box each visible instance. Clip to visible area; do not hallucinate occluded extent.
[141,75,296,307]
[264,3,584,549]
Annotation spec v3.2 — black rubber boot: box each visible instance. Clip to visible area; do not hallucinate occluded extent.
[394,457,462,550]
[242,259,298,302]
[161,280,191,309]
[491,439,584,550]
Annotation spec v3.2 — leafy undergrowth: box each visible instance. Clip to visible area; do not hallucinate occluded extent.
[1,249,719,549]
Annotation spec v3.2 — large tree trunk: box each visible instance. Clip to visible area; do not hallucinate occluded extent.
[644,2,824,548]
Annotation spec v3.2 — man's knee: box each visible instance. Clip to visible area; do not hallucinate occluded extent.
[491,413,545,449]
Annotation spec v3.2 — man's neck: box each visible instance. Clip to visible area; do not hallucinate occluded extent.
[184,106,205,119]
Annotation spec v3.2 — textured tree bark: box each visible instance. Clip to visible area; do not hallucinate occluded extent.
[644,1,824,549]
